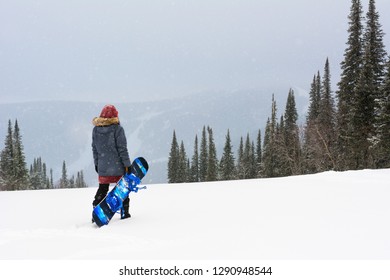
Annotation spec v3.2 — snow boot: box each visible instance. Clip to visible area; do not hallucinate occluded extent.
[121,197,131,219]
[92,184,109,207]
[92,184,109,223]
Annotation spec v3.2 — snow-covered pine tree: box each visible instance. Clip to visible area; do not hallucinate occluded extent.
[219,129,235,180]
[59,161,69,188]
[307,74,321,124]
[284,88,301,175]
[167,130,180,183]
[199,126,208,182]
[303,72,325,173]
[206,126,218,181]
[30,157,44,189]
[375,57,390,167]
[177,141,188,183]
[255,129,262,177]
[0,120,14,190]
[50,168,54,188]
[243,134,252,178]
[236,136,244,179]
[241,133,256,179]
[336,0,364,170]
[261,95,278,178]
[366,0,388,168]
[353,0,387,169]
[68,175,75,188]
[274,116,289,177]
[186,159,190,182]
[317,58,336,170]
[0,120,29,191]
[42,162,51,189]
[190,135,199,182]
[77,170,88,188]
[250,141,256,178]
[12,120,29,190]
[76,171,83,188]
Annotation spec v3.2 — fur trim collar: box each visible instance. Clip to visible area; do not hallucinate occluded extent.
[92,117,119,127]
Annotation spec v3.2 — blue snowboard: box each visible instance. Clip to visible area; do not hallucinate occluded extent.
[92,157,149,227]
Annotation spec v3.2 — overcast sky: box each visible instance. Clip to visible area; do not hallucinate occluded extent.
[1,0,390,104]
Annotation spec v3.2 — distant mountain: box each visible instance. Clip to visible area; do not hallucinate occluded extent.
[0,89,308,185]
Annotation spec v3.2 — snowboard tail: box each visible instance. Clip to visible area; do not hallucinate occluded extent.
[92,157,149,227]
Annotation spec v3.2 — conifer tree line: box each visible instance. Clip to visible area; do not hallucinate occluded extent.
[0,119,88,191]
[167,91,299,182]
[168,0,390,183]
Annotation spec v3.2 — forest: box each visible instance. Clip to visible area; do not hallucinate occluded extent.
[0,119,88,191]
[168,0,390,183]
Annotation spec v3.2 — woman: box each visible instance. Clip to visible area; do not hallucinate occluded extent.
[92,104,131,219]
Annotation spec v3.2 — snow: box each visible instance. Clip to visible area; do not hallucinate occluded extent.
[1,168,389,261]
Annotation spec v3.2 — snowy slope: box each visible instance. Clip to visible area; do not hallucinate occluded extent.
[0,169,389,260]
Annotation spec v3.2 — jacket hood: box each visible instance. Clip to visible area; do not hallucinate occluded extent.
[92,117,120,127]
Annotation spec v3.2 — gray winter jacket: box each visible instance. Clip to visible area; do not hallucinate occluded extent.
[92,118,131,176]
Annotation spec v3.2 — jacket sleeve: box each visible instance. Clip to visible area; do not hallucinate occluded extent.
[115,126,131,167]
[92,127,99,166]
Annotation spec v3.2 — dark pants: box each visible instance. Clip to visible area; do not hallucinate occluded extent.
[93,183,130,213]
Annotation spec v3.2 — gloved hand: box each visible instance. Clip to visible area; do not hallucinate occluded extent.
[95,165,98,173]
[125,166,131,175]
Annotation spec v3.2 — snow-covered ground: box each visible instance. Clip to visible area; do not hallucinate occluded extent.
[1,168,389,261]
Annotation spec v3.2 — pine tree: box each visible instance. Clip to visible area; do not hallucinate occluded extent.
[336,0,364,170]
[13,120,29,189]
[366,0,388,167]
[206,126,218,181]
[375,57,390,167]
[0,120,29,190]
[261,120,270,178]
[220,130,235,180]
[241,133,256,179]
[284,89,301,175]
[29,157,54,190]
[255,129,262,177]
[262,95,278,178]
[317,58,336,170]
[364,0,387,92]
[186,159,190,182]
[303,73,322,173]
[167,130,180,183]
[42,162,51,189]
[242,134,251,178]
[76,172,83,188]
[69,175,75,188]
[274,116,289,177]
[303,60,337,173]
[190,135,199,182]
[236,136,244,179]
[353,0,387,169]
[80,170,87,188]
[50,168,54,188]
[29,158,42,189]
[307,74,321,124]
[0,151,5,190]
[0,120,15,190]
[177,141,188,183]
[250,141,256,178]
[60,161,69,188]
[199,126,208,182]
[75,171,88,188]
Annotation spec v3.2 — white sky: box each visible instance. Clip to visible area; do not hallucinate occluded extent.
[1,0,390,103]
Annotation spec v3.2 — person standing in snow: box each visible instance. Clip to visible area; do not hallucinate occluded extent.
[91,104,131,219]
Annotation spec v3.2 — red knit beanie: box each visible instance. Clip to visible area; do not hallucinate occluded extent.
[100,104,118,118]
